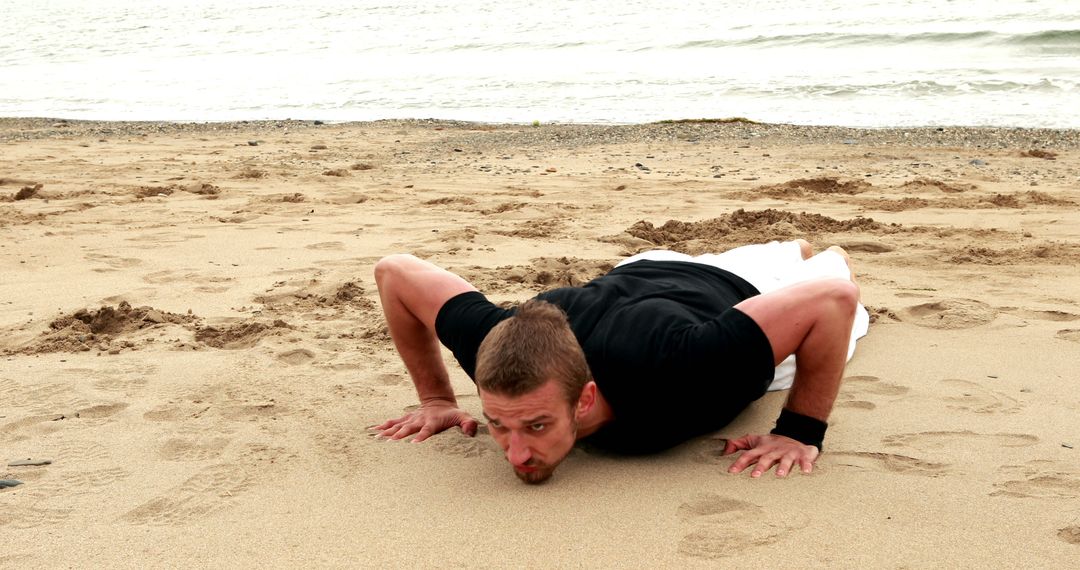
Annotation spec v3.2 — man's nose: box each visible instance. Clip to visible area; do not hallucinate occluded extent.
[506,432,531,466]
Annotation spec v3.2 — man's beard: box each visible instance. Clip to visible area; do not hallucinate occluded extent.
[515,463,556,485]
[512,418,577,485]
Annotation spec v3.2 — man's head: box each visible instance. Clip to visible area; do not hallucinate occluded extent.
[475,299,593,484]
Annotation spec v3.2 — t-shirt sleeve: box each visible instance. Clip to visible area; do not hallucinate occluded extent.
[434,291,513,380]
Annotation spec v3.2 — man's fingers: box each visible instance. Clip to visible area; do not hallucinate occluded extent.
[751,453,780,478]
[799,456,815,474]
[374,413,415,432]
[460,418,478,437]
[728,449,762,473]
[723,435,755,455]
[775,455,796,478]
[411,424,435,443]
[388,421,421,440]
[373,417,403,431]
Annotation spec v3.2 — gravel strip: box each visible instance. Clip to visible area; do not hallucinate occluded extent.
[2,117,1078,150]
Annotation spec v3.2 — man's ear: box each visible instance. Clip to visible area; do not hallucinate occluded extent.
[575,381,597,420]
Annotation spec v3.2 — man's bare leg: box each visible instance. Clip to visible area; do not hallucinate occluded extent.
[824,245,856,283]
[795,238,813,260]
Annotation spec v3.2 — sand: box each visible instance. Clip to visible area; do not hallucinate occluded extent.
[1,118,1079,567]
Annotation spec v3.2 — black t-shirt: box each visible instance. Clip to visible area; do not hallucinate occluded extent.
[435,260,775,453]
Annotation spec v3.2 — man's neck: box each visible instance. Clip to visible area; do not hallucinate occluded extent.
[575,386,614,439]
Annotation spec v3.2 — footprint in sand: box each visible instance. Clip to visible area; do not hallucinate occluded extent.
[882,430,1038,451]
[837,375,909,411]
[677,493,805,560]
[1059,526,1080,545]
[0,378,72,411]
[1056,329,1080,344]
[142,269,235,286]
[0,505,74,529]
[276,348,315,365]
[76,362,156,394]
[374,372,409,386]
[157,437,231,462]
[84,252,143,272]
[826,451,950,477]
[941,378,1022,414]
[838,240,896,254]
[899,299,997,329]
[2,412,68,439]
[5,439,130,526]
[122,464,252,526]
[1000,308,1080,323]
[310,427,382,479]
[218,401,286,422]
[992,461,1080,499]
[304,241,346,251]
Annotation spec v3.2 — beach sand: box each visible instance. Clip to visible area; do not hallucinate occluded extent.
[2,118,1079,567]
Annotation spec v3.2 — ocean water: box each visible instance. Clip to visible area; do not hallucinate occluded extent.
[1,0,1078,127]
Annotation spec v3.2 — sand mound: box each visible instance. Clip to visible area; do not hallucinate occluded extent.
[135,182,221,198]
[948,242,1080,265]
[455,257,615,294]
[756,177,870,197]
[898,177,976,193]
[254,280,375,316]
[900,299,997,329]
[6,301,196,355]
[626,209,892,253]
[195,319,291,349]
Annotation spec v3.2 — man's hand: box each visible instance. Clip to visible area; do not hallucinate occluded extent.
[723,433,819,478]
[374,399,479,443]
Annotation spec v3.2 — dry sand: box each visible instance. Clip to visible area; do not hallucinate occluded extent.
[1,118,1079,567]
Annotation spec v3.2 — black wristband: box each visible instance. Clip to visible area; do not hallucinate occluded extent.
[771,408,828,451]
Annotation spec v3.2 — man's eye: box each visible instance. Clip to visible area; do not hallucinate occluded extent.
[530,423,546,432]
[489,421,502,429]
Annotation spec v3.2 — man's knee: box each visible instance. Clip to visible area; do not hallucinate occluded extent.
[821,278,859,317]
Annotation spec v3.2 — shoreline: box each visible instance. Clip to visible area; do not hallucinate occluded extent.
[3,116,1080,149]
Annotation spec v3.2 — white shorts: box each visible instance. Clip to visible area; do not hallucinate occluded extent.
[617,241,870,391]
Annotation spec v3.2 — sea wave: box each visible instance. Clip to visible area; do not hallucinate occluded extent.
[664,29,1080,50]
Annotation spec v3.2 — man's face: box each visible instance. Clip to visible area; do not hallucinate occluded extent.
[479,379,578,484]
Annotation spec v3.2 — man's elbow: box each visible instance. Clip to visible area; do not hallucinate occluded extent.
[374,254,417,290]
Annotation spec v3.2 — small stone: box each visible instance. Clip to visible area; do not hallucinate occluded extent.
[247,140,259,146]
[969,159,987,166]
[142,309,166,324]
[15,184,42,200]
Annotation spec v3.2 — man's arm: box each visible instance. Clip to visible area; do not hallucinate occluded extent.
[372,254,479,442]
[723,277,860,477]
